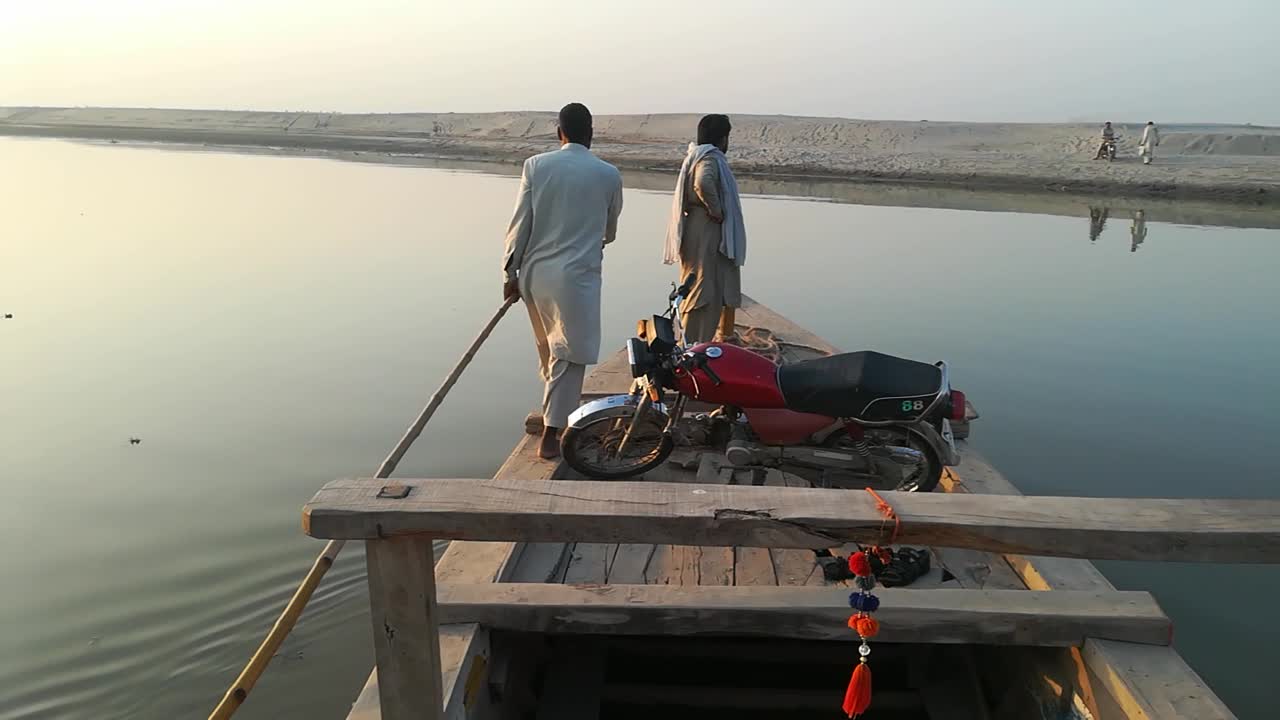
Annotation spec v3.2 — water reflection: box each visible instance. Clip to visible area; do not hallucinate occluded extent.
[1089,206,1111,242]
[1088,206,1151,251]
[1130,210,1148,252]
[4,138,1280,720]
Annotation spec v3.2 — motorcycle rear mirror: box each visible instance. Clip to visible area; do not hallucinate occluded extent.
[668,274,696,303]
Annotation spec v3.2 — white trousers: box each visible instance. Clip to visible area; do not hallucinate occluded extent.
[541,358,586,429]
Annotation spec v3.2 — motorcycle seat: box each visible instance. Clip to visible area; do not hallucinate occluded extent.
[777,351,942,421]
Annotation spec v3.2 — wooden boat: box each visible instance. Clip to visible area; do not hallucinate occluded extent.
[327,296,1237,720]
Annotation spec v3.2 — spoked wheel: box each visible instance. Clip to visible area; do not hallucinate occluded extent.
[561,401,674,479]
[824,425,942,492]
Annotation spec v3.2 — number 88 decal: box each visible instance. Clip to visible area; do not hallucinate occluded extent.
[900,400,925,412]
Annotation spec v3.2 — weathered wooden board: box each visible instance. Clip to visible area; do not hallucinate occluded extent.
[563,543,611,584]
[305,476,1280,563]
[347,625,490,720]
[946,449,1238,720]
[433,583,1172,647]
[764,469,823,585]
[645,544,700,586]
[606,543,654,584]
[347,430,568,720]
[365,537,444,720]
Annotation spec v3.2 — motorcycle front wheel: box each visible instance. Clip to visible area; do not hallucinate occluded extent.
[823,425,942,492]
[561,403,674,479]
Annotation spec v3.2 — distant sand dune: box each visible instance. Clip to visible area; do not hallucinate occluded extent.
[3,108,1279,203]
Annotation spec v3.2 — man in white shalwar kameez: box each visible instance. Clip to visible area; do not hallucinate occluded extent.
[1140,122,1160,165]
[502,103,624,458]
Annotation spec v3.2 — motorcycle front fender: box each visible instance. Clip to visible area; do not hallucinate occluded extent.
[567,394,670,429]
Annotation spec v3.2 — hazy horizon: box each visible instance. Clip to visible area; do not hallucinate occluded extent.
[3,0,1277,125]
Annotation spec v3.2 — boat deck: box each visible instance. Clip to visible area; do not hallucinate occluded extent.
[340,295,1233,720]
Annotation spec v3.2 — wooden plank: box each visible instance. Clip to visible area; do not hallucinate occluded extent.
[763,469,822,585]
[948,448,1237,720]
[305,476,1280,563]
[1081,637,1235,720]
[503,542,572,583]
[646,544,700,586]
[433,583,1172,647]
[606,544,654,584]
[932,546,1025,590]
[349,429,572,720]
[347,625,489,720]
[563,543,610,584]
[579,350,633,400]
[696,456,735,585]
[733,546,778,586]
[698,545,735,585]
[365,537,443,720]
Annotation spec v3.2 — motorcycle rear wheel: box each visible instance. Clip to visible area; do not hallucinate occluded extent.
[823,426,942,492]
[561,406,674,480]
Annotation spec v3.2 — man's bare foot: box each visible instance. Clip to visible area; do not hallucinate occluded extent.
[539,427,561,459]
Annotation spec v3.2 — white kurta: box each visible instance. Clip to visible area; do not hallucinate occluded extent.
[1140,125,1160,158]
[503,143,623,368]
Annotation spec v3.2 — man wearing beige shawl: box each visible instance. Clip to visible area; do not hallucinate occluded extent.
[664,114,747,343]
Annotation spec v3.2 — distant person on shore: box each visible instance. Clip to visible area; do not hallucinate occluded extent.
[664,114,747,343]
[502,102,624,459]
[1094,122,1116,159]
[1140,122,1160,165]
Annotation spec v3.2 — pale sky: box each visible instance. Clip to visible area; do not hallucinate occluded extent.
[2,0,1276,124]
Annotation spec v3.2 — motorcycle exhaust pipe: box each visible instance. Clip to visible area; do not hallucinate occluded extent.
[882,446,926,465]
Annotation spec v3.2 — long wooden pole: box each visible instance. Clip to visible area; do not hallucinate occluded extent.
[208,297,516,720]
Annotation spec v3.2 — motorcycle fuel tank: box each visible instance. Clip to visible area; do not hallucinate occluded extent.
[673,342,787,407]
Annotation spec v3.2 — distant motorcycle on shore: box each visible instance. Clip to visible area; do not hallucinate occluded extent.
[1097,137,1117,161]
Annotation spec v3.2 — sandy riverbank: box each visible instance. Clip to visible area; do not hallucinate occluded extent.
[4,107,1280,204]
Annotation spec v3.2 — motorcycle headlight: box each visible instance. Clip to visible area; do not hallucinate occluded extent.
[626,337,655,378]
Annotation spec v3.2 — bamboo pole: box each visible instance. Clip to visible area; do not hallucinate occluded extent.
[208,297,516,720]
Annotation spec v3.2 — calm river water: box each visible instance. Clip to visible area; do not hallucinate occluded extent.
[2,138,1278,719]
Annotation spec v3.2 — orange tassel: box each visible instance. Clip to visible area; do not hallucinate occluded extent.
[842,660,872,717]
[854,615,880,638]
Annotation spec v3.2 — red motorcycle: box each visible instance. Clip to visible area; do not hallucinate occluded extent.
[562,278,971,492]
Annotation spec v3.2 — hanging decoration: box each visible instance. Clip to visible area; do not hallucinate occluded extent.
[842,488,899,718]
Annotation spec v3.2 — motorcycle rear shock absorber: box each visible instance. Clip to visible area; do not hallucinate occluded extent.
[844,421,871,459]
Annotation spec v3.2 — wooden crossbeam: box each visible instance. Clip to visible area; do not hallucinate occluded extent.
[304,477,1280,563]
[431,583,1170,647]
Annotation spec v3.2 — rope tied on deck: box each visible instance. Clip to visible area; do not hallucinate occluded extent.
[841,488,900,717]
[866,487,900,545]
[726,324,831,366]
